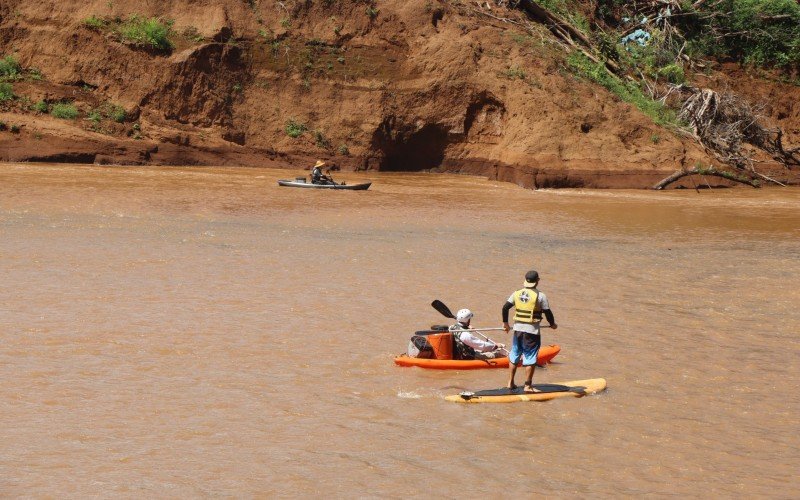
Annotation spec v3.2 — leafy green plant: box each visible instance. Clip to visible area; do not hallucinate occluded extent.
[285,119,306,138]
[0,56,21,80]
[314,130,331,149]
[51,103,79,120]
[106,104,126,122]
[337,144,350,156]
[657,63,685,84]
[280,17,291,29]
[0,82,14,101]
[678,0,800,70]
[87,110,102,123]
[33,100,48,113]
[117,16,175,51]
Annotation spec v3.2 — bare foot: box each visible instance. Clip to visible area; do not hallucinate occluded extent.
[507,383,517,390]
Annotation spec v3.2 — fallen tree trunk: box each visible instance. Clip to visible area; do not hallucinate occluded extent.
[653,166,761,190]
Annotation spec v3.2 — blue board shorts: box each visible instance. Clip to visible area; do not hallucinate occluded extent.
[509,331,541,366]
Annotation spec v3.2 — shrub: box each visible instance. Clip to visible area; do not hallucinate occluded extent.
[366,7,379,19]
[87,110,102,123]
[117,16,175,51]
[105,104,126,122]
[0,82,13,101]
[314,130,331,149]
[51,103,79,119]
[678,0,800,69]
[33,100,48,113]
[657,63,685,84]
[337,144,350,156]
[285,119,306,138]
[0,56,21,80]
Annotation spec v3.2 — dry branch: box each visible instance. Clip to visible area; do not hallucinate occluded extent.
[653,166,760,189]
[675,85,799,170]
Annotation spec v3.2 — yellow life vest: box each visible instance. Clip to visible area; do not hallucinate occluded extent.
[513,288,542,324]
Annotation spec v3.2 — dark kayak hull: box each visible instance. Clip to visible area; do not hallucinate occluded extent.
[277,180,371,190]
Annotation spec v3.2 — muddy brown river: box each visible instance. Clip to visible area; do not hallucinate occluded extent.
[0,163,798,496]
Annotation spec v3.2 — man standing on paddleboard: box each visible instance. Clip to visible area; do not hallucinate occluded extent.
[502,270,557,393]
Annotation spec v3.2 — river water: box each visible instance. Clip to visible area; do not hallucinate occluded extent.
[0,163,798,497]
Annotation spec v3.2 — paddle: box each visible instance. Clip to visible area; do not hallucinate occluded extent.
[432,299,554,329]
[430,300,508,355]
[431,299,456,319]
[323,169,339,186]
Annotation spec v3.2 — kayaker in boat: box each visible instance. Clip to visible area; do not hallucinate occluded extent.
[310,160,333,184]
[502,270,558,393]
[449,308,506,360]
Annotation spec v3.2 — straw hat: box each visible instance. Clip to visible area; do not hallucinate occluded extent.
[314,160,326,168]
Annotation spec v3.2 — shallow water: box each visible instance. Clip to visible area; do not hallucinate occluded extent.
[0,163,798,496]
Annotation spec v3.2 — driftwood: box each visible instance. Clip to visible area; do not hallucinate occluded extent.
[676,85,800,169]
[653,85,799,188]
[653,165,760,189]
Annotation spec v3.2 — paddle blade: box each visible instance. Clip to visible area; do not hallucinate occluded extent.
[431,300,455,319]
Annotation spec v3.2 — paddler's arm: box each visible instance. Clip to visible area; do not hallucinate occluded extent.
[544,309,558,329]
[502,301,513,332]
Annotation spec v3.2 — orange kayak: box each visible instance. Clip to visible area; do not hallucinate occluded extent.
[394,344,561,370]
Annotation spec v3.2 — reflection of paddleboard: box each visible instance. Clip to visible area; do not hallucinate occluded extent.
[445,378,607,403]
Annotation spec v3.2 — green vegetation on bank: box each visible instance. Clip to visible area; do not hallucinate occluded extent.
[51,103,79,120]
[285,119,306,138]
[0,56,21,80]
[0,82,14,101]
[566,52,677,127]
[84,14,175,51]
[541,0,800,128]
[0,55,42,82]
[676,0,800,70]
[594,0,800,71]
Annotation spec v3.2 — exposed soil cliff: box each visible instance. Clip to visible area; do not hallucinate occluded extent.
[0,0,797,188]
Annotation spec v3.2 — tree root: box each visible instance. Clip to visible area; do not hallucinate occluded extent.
[653,84,799,189]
